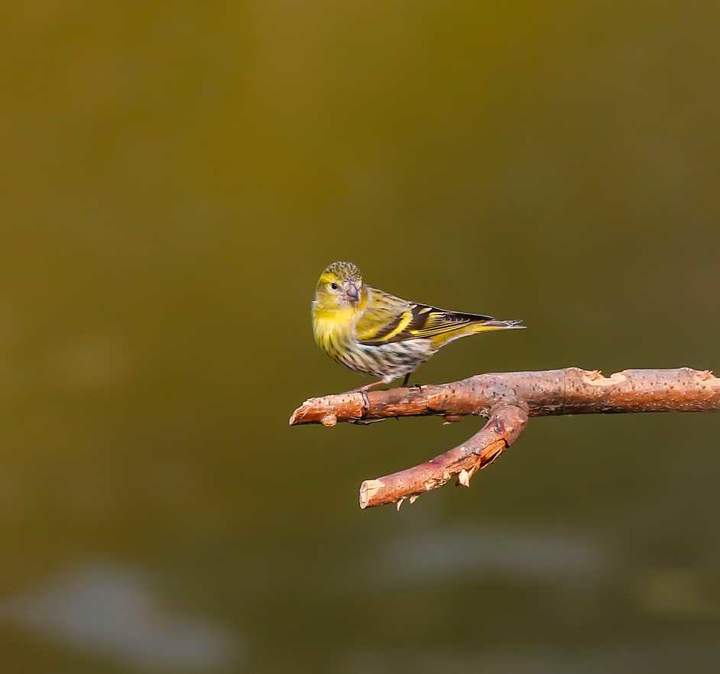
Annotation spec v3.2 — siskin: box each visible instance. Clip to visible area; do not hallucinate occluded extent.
[312,261,524,390]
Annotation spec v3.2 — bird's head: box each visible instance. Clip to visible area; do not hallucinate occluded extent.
[314,261,364,311]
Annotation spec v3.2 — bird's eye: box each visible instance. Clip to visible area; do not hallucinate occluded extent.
[330,282,339,290]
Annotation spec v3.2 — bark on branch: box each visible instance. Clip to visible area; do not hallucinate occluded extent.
[289,368,720,509]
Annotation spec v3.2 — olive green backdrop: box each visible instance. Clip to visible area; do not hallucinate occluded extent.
[2,2,719,672]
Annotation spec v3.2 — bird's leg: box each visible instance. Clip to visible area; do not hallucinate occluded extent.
[402,372,423,389]
[350,379,386,393]
[333,379,387,396]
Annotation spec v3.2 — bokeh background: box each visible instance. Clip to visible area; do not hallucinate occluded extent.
[3,2,720,672]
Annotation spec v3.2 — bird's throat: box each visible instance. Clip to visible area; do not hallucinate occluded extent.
[312,307,356,351]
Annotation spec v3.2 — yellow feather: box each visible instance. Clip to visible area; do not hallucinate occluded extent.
[428,321,515,348]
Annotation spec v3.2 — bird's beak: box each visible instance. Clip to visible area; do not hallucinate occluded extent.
[345,283,360,304]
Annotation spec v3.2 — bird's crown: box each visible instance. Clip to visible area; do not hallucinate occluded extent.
[320,260,362,284]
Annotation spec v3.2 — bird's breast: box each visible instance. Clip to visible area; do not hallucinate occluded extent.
[312,307,357,355]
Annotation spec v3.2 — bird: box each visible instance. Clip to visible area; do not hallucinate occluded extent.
[311,261,524,391]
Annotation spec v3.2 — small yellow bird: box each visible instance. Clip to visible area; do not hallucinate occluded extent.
[312,261,524,390]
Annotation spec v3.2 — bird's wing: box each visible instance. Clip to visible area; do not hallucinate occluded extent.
[356,287,494,345]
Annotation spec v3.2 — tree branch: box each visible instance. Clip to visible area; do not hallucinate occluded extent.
[289,368,720,509]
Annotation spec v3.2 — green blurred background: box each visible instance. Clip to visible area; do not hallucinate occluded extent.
[2,2,720,672]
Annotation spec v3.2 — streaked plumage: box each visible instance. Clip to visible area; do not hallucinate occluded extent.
[312,261,524,390]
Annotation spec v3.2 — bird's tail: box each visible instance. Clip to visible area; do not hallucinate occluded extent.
[475,318,525,331]
[428,316,524,347]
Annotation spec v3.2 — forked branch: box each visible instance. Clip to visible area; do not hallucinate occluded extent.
[289,368,720,509]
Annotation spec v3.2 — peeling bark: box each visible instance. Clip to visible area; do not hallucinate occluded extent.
[289,368,720,509]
